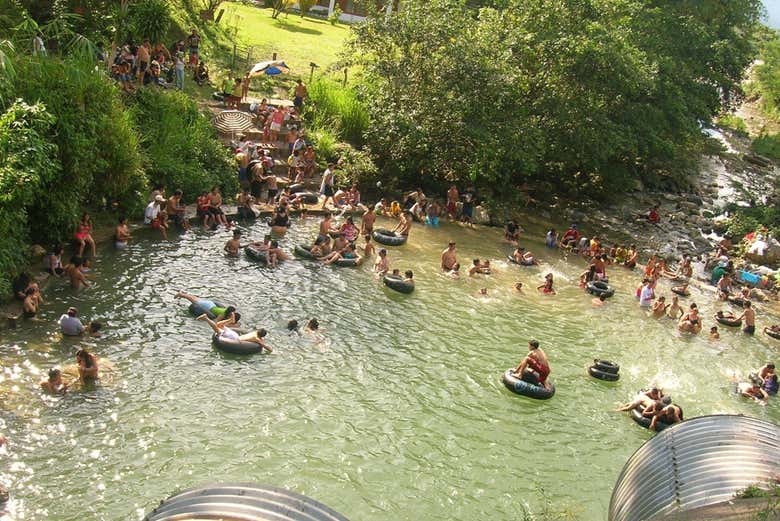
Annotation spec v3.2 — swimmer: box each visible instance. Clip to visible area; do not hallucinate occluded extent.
[511,339,551,388]
[305,318,319,333]
[448,263,461,279]
[441,242,457,271]
[477,287,488,296]
[115,216,132,249]
[709,326,720,340]
[537,273,556,295]
[374,249,389,276]
[322,243,362,266]
[287,319,300,335]
[734,301,756,335]
[592,294,607,307]
[59,307,86,336]
[40,368,68,395]
[511,247,536,265]
[361,235,375,257]
[224,229,244,256]
[360,206,376,236]
[616,387,665,411]
[393,210,413,237]
[648,401,683,431]
[76,349,99,383]
[174,291,235,320]
[651,296,669,318]
[678,303,701,334]
[267,240,289,267]
[22,287,40,319]
[667,295,683,319]
[738,381,768,405]
[514,282,524,293]
[197,314,273,352]
[65,256,90,290]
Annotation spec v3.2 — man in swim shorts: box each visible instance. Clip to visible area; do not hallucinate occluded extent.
[735,301,756,335]
[175,291,231,318]
[441,242,457,271]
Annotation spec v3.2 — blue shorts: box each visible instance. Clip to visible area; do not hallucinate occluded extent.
[193,299,216,315]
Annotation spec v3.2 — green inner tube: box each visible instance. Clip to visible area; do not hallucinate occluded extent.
[212,333,263,355]
[245,245,268,264]
[294,244,322,260]
[501,369,555,400]
[588,365,620,381]
[714,314,742,327]
[765,327,780,340]
[586,280,615,298]
[373,228,407,246]
[383,274,414,294]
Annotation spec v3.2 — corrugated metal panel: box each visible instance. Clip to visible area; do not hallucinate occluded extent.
[609,415,780,521]
[144,483,350,521]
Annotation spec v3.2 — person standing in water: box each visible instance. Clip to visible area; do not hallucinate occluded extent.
[41,368,68,394]
[735,301,756,335]
[537,273,556,295]
[441,242,457,271]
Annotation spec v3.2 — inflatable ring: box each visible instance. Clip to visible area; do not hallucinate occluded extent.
[586,280,615,298]
[714,314,742,327]
[507,255,536,266]
[764,327,780,340]
[383,274,414,294]
[334,257,360,268]
[630,405,670,432]
[211,333,264,355]
[588,365,619,381]
[372,229,407,246]
[297,192,319,205]
[245,245,268,264]
[188,301,225,319]
[294,244,322,260]
[593,359,620,374]
[727,295,747,307]
[288,183,305,194]
[671,286,689,296]
[501,369,555,400]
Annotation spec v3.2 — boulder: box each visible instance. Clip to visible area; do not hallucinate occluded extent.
[29,244,46,258]
[472,205,490,225]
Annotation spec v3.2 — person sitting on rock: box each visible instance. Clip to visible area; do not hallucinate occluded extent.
[648,205,661,224]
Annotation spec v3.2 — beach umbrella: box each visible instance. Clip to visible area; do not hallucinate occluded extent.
[212,110,256,134]
[248,60,290,77]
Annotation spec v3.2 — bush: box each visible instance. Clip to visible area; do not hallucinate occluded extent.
[131,0,173,44]
[329,6,342,25]
[717,114,748,136]
[12,55,146,241]
[130,87,235,199]
[304,77,368,147]
[332,142,380,190]
[751,133,780,163]
[0,100,60,295]
[307,127,338,164]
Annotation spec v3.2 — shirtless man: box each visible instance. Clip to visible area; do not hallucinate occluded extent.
[362,235,375,257]
[738,381,768,405]
[393,210,413,237]
[651,296,669,318]
[512,340,551,388]
[293,79,308,109]
[41,368,68,395]
[441,242,457,271]
[446,185,459,220]
[361,206,376,236]
[678,303,701,334]
[649,402,683,431]
[224,229,243,256]
[167,190,191,230]
[735,301,756,335]
[318,212,339,241]
[374,248,389,276]
[616,387,664,411]
[65,257,90,290]
[624,245,639,269]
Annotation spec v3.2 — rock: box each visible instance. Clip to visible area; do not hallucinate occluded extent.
[685,194,704,205]
[743,153,772,168]
[663,193,680,201]
[0,484,8,503]
[29,244,46,258]
[472,205,490,225]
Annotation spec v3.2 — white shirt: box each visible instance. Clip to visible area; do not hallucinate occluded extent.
[59,314,85,336]
[639,286,654,307]
[220,327,239,340]
[144,202,160,224]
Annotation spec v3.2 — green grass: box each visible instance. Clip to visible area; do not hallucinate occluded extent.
[219,3,349,76]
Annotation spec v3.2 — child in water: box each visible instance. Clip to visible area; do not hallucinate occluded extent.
[537,273,556,295]
[709,326,720,340]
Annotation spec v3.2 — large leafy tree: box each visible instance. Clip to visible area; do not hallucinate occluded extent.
[348,0,762,202]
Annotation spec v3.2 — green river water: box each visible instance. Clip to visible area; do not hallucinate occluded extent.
[0,216,778,521]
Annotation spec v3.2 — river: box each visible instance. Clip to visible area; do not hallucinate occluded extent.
[0,216,777,520]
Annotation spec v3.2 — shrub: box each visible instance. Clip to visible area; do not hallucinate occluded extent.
[12,55,146,241]
[304,77,368,147]
[751,133,780,163]
[130,87,235,199]
[717,114,748,136]
[0,100,60,295]
[307,127,338,164]
[131,0,173,44]
[332,142,380,190]
[329,6,342,25]
[298,0,316,16]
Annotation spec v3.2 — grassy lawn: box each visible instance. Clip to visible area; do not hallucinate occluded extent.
[172,2,351,100]
[219,3,350,76]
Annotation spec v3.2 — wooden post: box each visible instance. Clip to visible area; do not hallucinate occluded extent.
[272,52,277,61]
[343,68,348,88]
[231,43,237,75]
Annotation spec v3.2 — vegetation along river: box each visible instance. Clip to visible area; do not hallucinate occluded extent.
[1,216,778,520]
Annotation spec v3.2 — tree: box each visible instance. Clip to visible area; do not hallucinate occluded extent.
[202,0,223,17]
[298,0,316,17]
[271,0,294,19]
[130,0,172,44]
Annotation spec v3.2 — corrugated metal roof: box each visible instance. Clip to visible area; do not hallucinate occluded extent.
[144,483,350,521]
[609,415,780,521]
